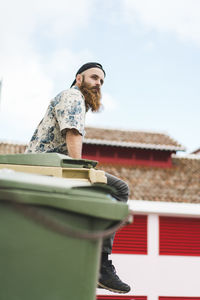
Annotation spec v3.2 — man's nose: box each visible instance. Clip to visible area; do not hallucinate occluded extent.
[96,79,101,86]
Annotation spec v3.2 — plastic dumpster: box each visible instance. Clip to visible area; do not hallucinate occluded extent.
[0,169,129,300]
[0,153,107,183]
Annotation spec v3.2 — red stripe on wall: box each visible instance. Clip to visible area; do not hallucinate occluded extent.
[112,215,148,254]
[160,216,200,256]
[82,144,172,168]
[97,296,147,300]
[159,297,200,300]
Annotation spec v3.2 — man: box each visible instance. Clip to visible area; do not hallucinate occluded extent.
[25,62,131,294]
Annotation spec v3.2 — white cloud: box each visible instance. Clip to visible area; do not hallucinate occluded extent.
[0,0,93,40]
[101,92,119,111]
[122,0,200,45]
[0,49,54,141]
[86,92,119,126]
[44,48,94,88]
[144,41,155,51]
[0,0,95,142]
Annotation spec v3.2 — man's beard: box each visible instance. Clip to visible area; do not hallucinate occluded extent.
[79,79,102,112]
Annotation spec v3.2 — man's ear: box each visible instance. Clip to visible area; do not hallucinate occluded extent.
[76,74,82,86]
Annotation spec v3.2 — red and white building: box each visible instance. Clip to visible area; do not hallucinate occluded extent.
[1,127,200,300]
[81,127,200,300]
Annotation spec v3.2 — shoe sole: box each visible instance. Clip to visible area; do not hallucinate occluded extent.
[98,282,130,294]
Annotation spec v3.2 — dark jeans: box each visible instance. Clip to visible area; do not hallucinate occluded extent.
[102,172,129,254]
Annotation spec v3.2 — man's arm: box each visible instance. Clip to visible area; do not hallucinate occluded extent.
[66,128,83,159]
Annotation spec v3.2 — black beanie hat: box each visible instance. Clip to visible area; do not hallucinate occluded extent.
[70,62,106,87]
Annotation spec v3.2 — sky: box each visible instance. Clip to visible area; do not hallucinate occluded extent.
[0,0,200,154]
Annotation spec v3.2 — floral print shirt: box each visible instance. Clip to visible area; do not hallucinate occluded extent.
[25,86,86,155]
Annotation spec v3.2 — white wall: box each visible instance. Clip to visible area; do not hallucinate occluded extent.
[97,206,200,299]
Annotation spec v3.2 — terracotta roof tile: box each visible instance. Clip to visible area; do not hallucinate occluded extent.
[85,127,185,151]
[0,142,26,154]
[98,156,200,204]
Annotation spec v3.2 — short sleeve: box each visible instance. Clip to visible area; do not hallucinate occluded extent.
[54,89,86,136]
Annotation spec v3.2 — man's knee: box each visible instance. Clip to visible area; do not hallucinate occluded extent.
[105,173,129,202]
[119,181,129,202]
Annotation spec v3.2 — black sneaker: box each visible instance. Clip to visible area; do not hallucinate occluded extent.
[98,260,131,294]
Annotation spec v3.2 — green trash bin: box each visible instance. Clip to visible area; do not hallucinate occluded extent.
[0,169,129,300]
[0,153,107,183]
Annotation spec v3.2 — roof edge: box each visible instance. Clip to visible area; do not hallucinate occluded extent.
[84,138,186,152]
[173,153,200,160]
[0,140,27,146]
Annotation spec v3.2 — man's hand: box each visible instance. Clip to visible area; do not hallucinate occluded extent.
[66,128,82,159]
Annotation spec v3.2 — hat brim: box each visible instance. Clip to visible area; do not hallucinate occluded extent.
[70,79,76,88]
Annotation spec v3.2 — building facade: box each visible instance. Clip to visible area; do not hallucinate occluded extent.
[82,128,200,300]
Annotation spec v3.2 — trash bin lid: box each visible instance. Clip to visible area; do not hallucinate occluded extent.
[0,153,98,168]
[0,169,129,221]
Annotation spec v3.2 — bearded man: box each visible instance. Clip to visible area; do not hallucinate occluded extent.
[25,62,131,294]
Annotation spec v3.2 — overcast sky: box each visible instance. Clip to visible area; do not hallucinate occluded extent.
[0,0,200,153]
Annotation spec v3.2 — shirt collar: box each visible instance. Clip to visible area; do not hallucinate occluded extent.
[71,85,80,91]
